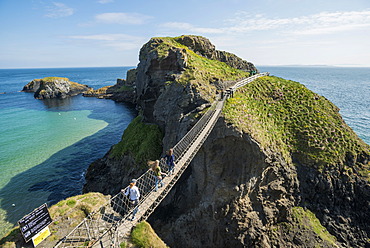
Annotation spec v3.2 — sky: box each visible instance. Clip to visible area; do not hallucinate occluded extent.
[1,0,370,68]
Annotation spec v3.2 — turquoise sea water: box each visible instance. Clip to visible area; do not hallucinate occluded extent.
[0,67,136,238]
[0,66,368,239]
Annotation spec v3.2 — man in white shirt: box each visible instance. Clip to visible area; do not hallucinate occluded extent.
[122,179,140,221]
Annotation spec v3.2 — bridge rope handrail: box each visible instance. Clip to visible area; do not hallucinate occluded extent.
[55,73,268,248]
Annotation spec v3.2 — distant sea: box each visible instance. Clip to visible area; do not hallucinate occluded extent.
[0,67,136,238]
[0,66,369,239]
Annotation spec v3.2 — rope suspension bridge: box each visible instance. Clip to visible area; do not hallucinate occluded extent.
[55,73,268,248]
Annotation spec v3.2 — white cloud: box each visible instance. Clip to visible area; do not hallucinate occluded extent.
[161,22,224,34]
[227,10,370,35]
[161,10,370,36]
[45,2,74,18]
[97,0,114,3]
[67,34,145,51]
[95,12,152,25]
[293,23,370,35]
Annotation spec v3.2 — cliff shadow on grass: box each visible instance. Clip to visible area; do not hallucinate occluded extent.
[0,96,136,237]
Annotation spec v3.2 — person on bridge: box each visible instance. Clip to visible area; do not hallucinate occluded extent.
[122,179,140,221]
[148,160,166,192]
[162,148,175,176]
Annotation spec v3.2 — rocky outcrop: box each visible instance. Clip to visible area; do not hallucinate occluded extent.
[149,118,298,247]
[84,35,251,193]
[83,150,139,194]
[150,115,369,247]
[22,77,91,99]
[295,162,370,247]
[175,35,258,72]
[83,35,369,247]
[83,78,136,104]
[125,68,137,86]
[83,71,137,104]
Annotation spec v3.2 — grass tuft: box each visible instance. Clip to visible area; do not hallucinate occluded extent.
[131,221,168,248]
[146,36,250,101]
[110,116,163,166]
[291,207,337,245]
[40,77,70,82]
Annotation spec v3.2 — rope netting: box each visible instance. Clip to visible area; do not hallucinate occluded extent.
[55,73,267,247]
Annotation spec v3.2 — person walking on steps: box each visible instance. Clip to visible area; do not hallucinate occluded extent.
[148,160,167,192]
[162,148,175,176]
[122,179,140,221]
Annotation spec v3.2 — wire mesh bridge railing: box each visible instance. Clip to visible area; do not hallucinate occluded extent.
[55,73,268,248]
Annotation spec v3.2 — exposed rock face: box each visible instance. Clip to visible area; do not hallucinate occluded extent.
[175,35,258,72]
[125,68,137,86]
[295,162,370,247]
[135,38,190,124]
[216,50,257,71]
[150,118,298,247]
[22,77,90,99]
[83,78,136,104]
[83,150,139,194]
[84,35,251,193]
[151,117,369,247]
[83,69,138,104]
[83,35,369,247]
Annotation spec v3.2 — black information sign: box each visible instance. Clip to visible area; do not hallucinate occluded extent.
[18,203,52,242]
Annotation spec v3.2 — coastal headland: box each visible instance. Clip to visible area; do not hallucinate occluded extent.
[1,35,369,248]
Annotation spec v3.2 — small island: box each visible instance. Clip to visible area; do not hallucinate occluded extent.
[22,77,91,99]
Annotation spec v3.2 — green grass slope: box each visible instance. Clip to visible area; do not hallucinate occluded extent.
[0,193,109,247]
[144,36,250,100]
[272,207,338,247]
[224,76,369,175]
[123,221,168,248]
[110,116,163,166]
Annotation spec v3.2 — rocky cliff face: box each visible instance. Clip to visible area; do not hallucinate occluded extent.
[151,116,369,247]
[83,77,137,104]
[175,35,257,72]
[84,35,243,194]
[149,118,298,247]
[83,35,369,247]
[84,35,253,195]
[83,68,138,104]
[22,77,91,99]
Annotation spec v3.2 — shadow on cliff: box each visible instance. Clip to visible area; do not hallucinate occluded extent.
[0,96,137,226]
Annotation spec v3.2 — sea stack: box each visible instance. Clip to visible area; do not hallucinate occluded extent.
[22,77,91,99]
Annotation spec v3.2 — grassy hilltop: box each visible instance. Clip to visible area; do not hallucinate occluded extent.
[224,76,369,176]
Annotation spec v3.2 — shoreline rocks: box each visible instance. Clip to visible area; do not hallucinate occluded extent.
[22,77,91,99]
[82,69,138,104]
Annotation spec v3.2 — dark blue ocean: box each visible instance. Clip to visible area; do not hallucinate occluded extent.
[0,66,369,238]
[0,67,136,237]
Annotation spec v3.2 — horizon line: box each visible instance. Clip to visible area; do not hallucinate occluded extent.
[1,64,370,70]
